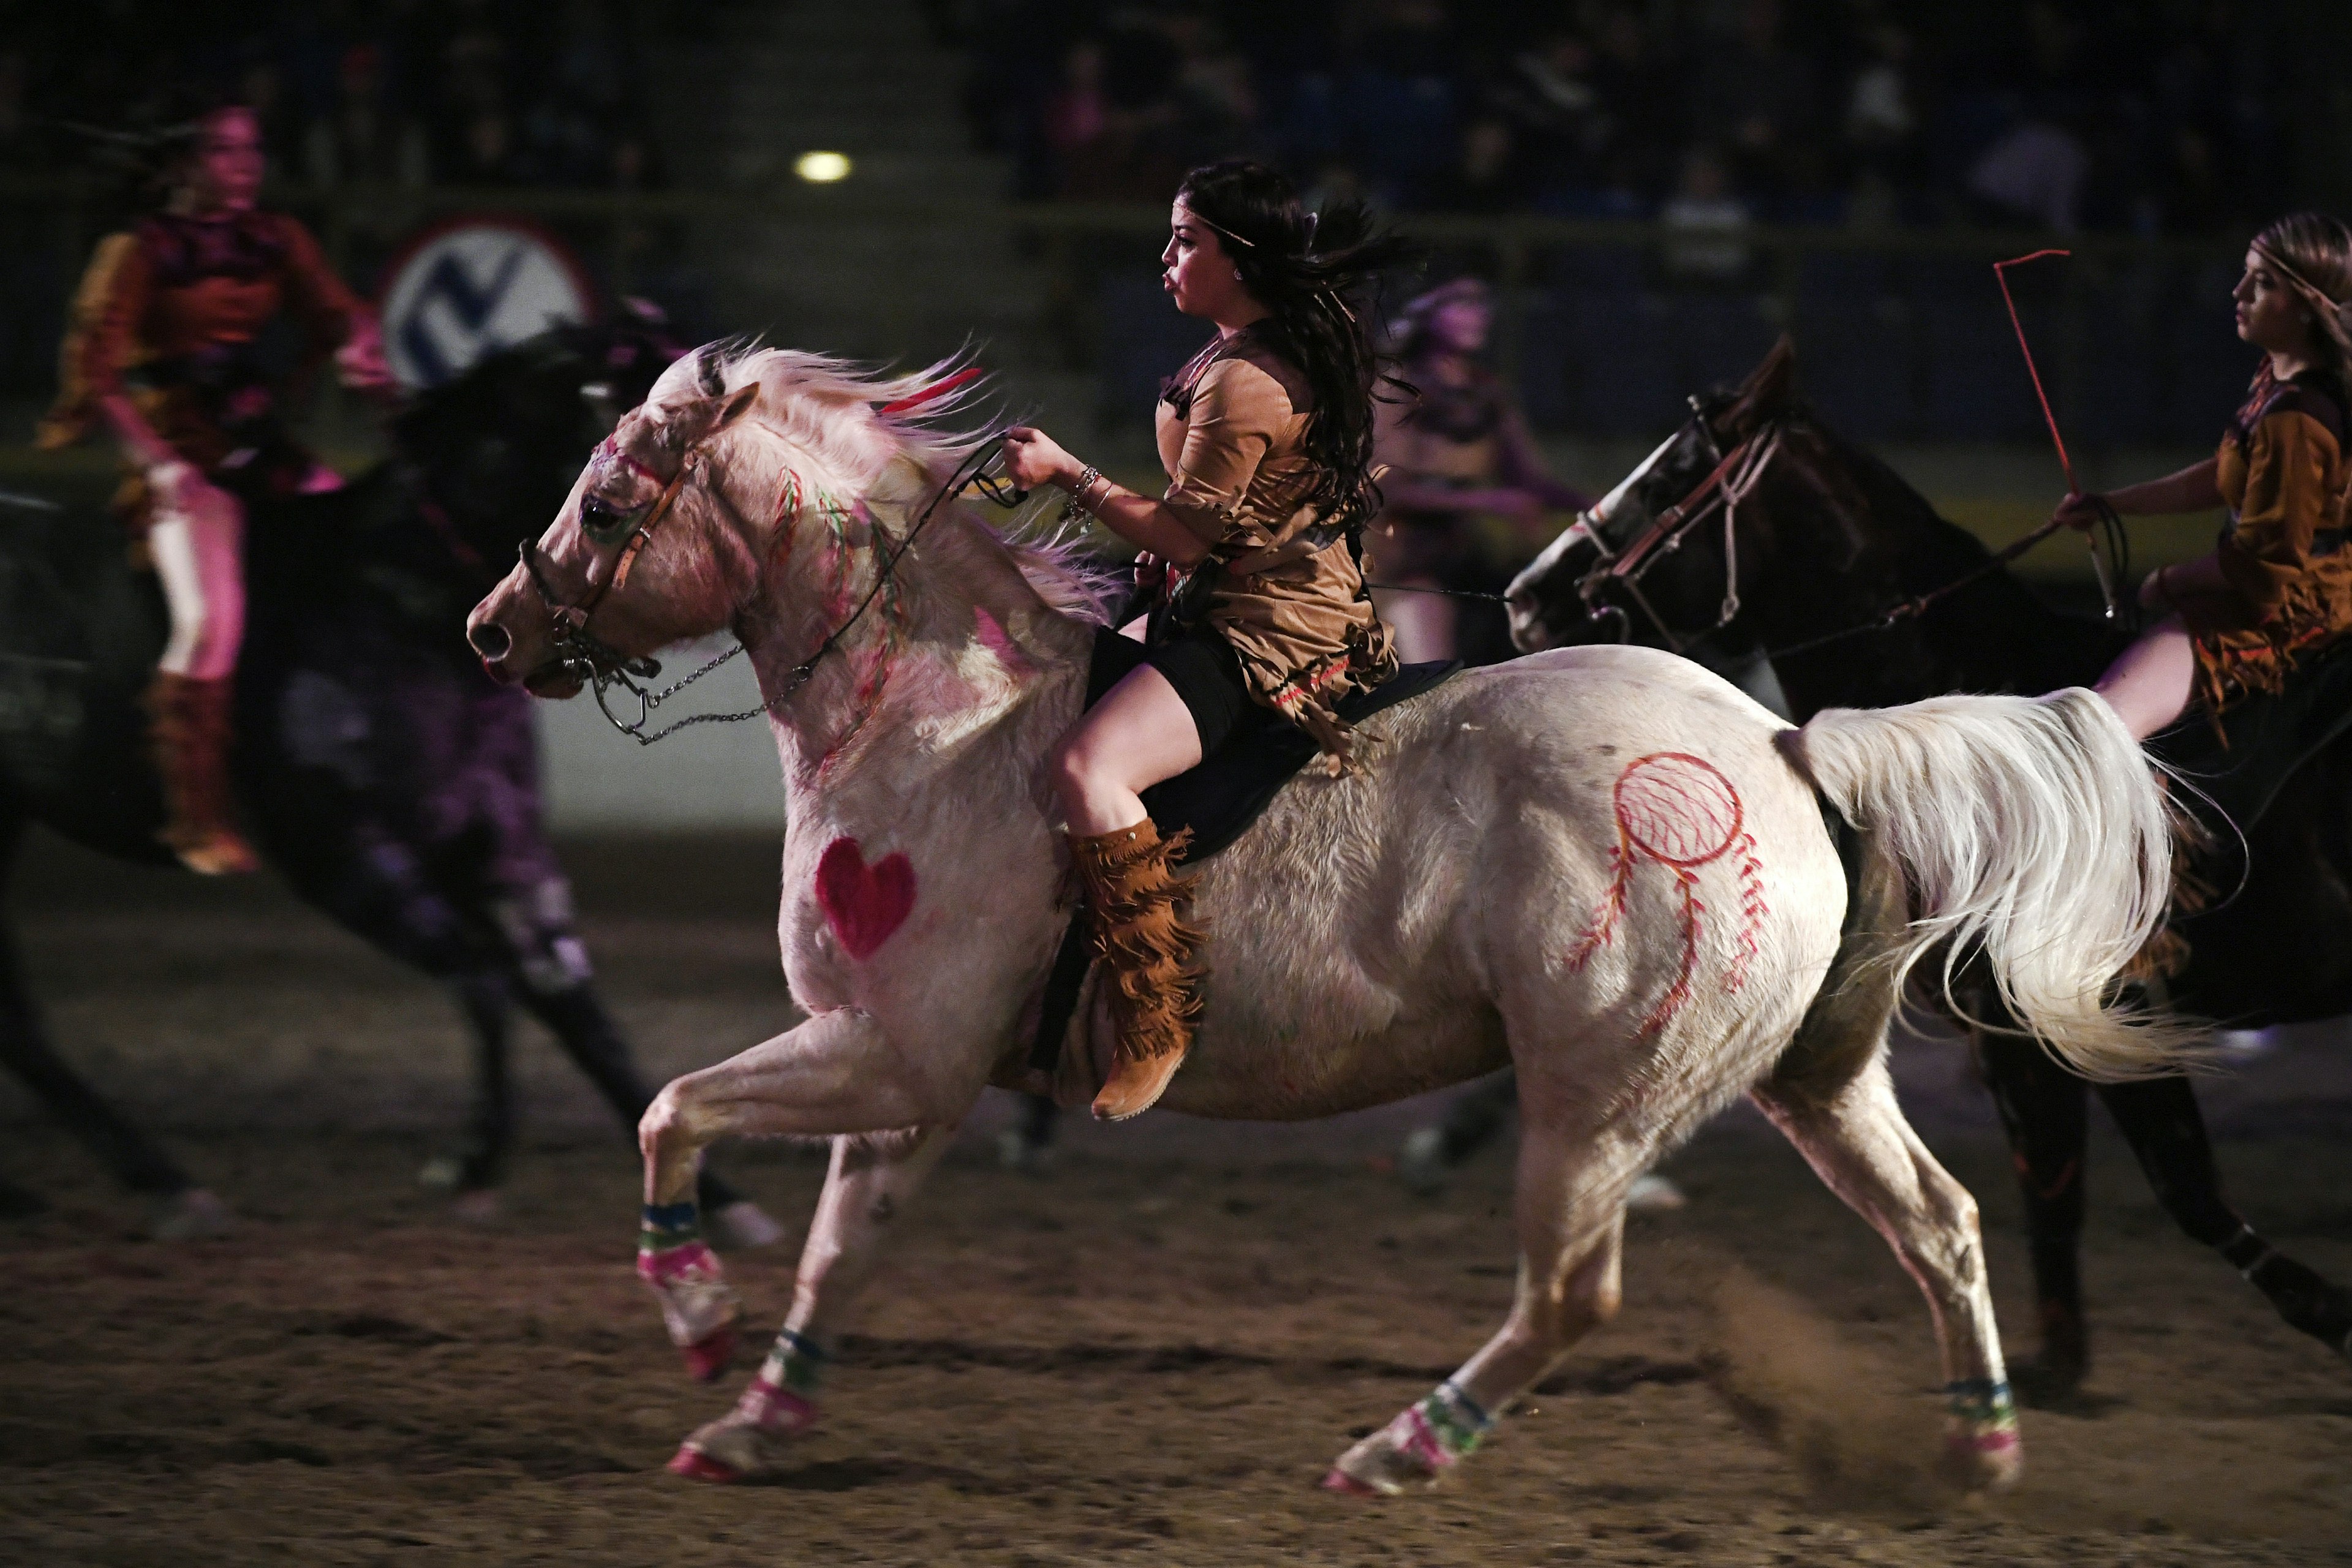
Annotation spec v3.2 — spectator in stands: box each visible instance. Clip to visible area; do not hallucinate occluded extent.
[304,44,428,187]
[1967,105,2090,233]
[1434,116,1520,214]
[1693,0,1822,202]
[1659,146,1753,285]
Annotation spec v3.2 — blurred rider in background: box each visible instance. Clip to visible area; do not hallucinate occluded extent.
[41,94,390,873]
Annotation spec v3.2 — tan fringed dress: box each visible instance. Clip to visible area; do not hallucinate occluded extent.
[1153,329,1397,763]
[2181,370,2352,712]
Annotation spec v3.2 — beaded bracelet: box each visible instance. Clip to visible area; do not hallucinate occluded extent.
[1060,463,1107,524]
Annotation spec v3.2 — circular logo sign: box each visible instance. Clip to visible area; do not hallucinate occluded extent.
[380,217,595,391]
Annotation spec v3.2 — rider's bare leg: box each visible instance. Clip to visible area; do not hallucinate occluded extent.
[2092,616,2195,742]
[669,1126,956,1479]
[1048,663,1203,835]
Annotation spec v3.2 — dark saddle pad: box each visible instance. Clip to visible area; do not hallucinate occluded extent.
[1027,631,1460,1074]
[2147,636,2352,849]
[1087,626,1460,861]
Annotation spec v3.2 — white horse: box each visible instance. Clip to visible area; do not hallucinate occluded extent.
[466,345,2184,1496]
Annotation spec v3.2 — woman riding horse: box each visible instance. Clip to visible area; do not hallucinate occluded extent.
[40,96,390,873]
[1000,160,1408,1119]
[2062,213,2352,739]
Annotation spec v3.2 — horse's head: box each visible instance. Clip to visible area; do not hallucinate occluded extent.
[394,315,686,588]
[1504,336,1801,654]
[466,341,1024,704]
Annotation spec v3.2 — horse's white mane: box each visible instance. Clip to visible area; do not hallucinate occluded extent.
[650,342,1123,627]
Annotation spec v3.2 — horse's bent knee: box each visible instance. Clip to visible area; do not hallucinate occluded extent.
[639,1080,700,1155]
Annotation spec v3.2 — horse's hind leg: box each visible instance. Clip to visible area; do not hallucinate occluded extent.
[1751,1054,2021,1490]
[1327,1115,1640,1494]
[2098,1071,2352,1366]
[669,1125,955,1482]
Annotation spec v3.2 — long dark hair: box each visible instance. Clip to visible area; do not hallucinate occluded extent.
[1168,160,1417,535]
[2243,211,2352,417]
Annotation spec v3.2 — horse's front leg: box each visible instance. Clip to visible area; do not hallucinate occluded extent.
[634,1007,964,1382]
[669,1125,956,1482]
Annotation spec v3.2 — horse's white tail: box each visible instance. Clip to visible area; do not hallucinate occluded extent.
[1783,687,2192,1080]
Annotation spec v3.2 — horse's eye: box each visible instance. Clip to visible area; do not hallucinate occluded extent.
[581,494,645,545]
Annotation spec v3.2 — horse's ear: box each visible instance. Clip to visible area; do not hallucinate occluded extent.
[709,382,760,430]
[1716,334,1798,438]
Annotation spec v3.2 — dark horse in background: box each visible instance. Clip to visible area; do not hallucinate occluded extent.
[0,324,774,1243]
[1504,338,2352,1398]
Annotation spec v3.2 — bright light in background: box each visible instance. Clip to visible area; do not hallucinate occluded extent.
[794,151,852,184]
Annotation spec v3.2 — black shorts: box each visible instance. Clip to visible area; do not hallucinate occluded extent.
[1088,627,1268,759]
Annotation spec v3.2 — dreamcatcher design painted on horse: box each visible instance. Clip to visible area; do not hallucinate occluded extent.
[467,344,2187,1494]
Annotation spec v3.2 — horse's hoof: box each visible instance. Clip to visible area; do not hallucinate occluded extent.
[1941,1431,2024,1492]
[149,1188,237,1242]
[683,1327,738,1384]
[1319,1466,1383,1497]
[667,1445,741,1483]
[709,1200,785,1251]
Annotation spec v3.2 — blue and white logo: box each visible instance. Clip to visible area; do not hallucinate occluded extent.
[382,221,593,391]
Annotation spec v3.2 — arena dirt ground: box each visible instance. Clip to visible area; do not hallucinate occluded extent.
[5,832,2351,1567]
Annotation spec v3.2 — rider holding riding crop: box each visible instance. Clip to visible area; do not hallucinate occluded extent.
[999,160,1409,1119]
[2061,213,2352,740]
[40,95,390,873]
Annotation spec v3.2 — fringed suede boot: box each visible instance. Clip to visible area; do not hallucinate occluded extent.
[145,672,257,876]
[1068,818,1203,1120]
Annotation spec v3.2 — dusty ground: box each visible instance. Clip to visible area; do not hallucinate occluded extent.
[5,832,2351,1567]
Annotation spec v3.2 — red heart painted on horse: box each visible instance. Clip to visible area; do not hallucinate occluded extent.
[815,837,917,961]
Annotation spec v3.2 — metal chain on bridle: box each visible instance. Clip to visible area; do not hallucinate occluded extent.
[516,435,1026,746]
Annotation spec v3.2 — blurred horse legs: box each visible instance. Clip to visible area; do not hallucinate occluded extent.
[2100,1072,2352,1363]
[1977,1030,2094,1398]
[0,820,230,1237]
[1981,1031,2352,1393]
[516,978,765,1235]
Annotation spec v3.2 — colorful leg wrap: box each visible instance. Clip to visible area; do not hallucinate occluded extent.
[736,1327,828,1436]
[638,1200,720,1287]
[636,1200,733,1349]
[1944,1378,2020,1455]
[1392,1381,1495,1474]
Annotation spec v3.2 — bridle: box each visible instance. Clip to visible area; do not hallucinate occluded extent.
[517,435,704,688]
[1566,407,1784,654]
[510,431,1025,745]
[1553,405,2110,665]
